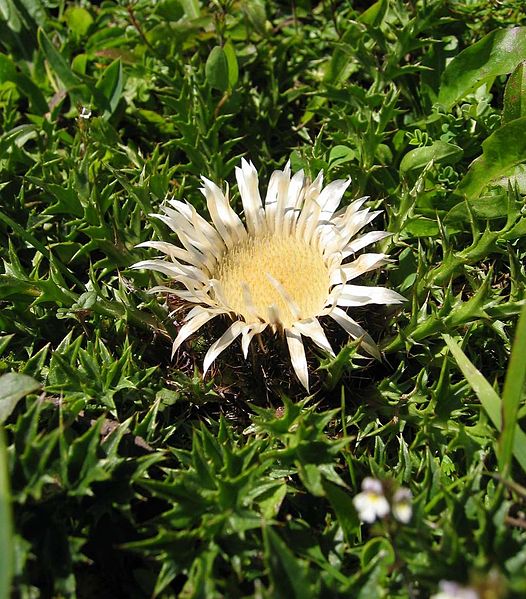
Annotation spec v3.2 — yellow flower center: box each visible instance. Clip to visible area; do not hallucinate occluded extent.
[215,234,330,328]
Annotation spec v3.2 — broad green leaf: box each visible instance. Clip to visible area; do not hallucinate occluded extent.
[205,46,229,92]
[457,117,526,199]
[0,0,22,32]
[439,26,526,108]
[443,335,526,473]
[0,373,40,425]
[242,0,266,36]
[503,61,526,124]
[0,53,48,114]
[400,141,463,173]
[499,304,526,475]
[179,0,199,19]
[0,429,13,599]
[329,145,356,167]
[445,194,510,223]
[155,0,184,21]
[492,164,526,194]
[402,218,440,237]
[64,6,93,37]
[223,41,238,88]
[13,0,46,26]
[95,59,123,119]
[38,28,82,90]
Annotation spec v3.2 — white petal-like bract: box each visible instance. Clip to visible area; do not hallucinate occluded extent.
[133,161,404,390]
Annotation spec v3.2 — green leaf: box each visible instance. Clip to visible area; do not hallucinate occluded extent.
[0,0,22,32]
[402,218,440,237]
[263,527,312,599]
[357,0,388,27]
[205,46,229,92]
[400,141,463,174]
[322,480,359,538]
[179,0,199,19]
[223,41,238,88]
[256,482,287,519]
[0,335,14,357]
[0,373,40,425]
[457,117,526,199]
[445,193,510,223]
[439,26,526,108]
[0,53,48,114]
[443,335,526,473]
[329,145,356,167]
[499,304,526,475]
[503,60,526,124]
[64,6,93,37]
[0,428,13,599]
[95,59,123,119]
[38,27,82,90]
[242,0,266,36]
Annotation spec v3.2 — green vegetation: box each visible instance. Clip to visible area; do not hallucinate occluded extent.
[1,1,526,597]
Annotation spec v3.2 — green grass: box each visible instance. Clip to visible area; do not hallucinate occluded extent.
[1,1,526,597]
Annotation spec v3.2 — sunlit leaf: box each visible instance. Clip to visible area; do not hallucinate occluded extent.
[439,26,526,108]
[0,373,40,425]
[456,117,526,199]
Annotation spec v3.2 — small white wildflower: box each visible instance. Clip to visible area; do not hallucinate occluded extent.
[392,487,413,523]
[353,477,390,523]
[431,581,480,599]
[79,106,92,119]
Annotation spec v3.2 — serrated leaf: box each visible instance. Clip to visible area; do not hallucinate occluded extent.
[263,527,312,599]
[439,26,526,108]
[0,373,40,425]
[358,0,388,27]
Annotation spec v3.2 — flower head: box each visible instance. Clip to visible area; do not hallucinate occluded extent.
[352,477,390,523]
[392,487,413,523]
[133,159,404,390]
[431,581,480,599]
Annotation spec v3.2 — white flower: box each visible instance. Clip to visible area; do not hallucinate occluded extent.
[392,487,413,523]
[353,477,390,523]
[133,159,404,390]
[431,581,480,599]
[79,106,92,119]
